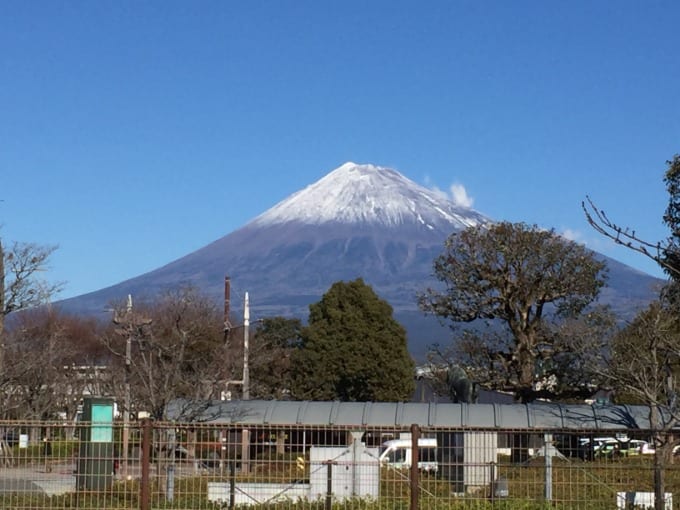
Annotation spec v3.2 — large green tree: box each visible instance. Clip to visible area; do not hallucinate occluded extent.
[250,317,302,399]
[661,154,680,275]
[419,221,608,403]
[290,278,415,401]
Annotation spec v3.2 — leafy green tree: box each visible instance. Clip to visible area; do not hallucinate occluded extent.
[661,154,680,276]
[250,317,302,399]
[290,278,415,401]
[419,222,608,403]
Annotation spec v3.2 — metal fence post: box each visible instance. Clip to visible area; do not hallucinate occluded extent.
[140,419,152,510]
[410,423,420,510]
[166,464,175,502]
[325,460,333,510]
[545,433,553,502]
[229,459,236,510]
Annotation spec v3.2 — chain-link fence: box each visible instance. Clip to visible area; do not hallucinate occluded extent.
[0,419,678,509]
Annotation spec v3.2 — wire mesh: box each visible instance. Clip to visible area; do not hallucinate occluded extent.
[0,420,678,509]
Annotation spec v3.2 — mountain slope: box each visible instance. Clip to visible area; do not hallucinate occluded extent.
[57,162,663,357]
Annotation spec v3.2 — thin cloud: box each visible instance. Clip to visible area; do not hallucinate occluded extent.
[449,183,473,208]
[560,227,610,252]
[561,228,583,243]
[423,175,445,199]
[424,175,474,207]
[430,186,448,200]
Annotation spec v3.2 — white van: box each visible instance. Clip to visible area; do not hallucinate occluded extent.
[379,437,438,472]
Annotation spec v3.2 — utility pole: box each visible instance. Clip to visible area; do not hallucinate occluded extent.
[122,294,132,479]
[0,239,5,377]
[243,292,250,400]
[223,276,232,339]
[240,292,251,475]
[111,295,150,479]
[222,286,257,401]
[222,277,232,400]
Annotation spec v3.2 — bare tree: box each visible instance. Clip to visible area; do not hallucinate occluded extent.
[1,308,104,421]
[583,154,680,280]
[0,239,62,378]
[102,287,226,421]
[583,153,680,510]
[584,299,680,510]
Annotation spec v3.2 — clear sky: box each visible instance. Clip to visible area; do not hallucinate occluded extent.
[1,1,679,300]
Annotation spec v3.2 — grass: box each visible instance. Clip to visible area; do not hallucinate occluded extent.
[1,454,680,509]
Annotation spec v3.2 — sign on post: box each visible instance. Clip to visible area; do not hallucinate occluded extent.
[77,397,115,492]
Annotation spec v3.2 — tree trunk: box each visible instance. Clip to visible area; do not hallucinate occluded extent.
[650,404,669,510]
[653,440,668,510]
[511,382,532,464]
[276,430,286,455]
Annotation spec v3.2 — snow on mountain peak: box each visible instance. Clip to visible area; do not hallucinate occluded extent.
[250,162,487,229]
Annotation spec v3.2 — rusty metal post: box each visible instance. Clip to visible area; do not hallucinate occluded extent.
[140,419,152,510]
[489,461,496,502]
[410,423,420,510]
[229,460,236,510]
[325,460,333,510]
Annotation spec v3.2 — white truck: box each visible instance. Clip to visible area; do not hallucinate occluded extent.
[379,437,438,472]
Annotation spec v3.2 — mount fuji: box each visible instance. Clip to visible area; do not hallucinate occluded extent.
[57,162,662,357]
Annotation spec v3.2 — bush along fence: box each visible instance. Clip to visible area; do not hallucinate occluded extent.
[1,414,680,509]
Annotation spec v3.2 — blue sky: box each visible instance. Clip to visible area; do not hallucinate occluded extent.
[1,1,679,300]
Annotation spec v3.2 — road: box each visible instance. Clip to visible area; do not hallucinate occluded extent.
[0,463,75,496]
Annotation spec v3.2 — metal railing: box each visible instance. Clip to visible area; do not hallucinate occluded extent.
[0,419,678,509]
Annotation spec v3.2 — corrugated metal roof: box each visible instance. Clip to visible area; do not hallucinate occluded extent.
[167,400,658,431]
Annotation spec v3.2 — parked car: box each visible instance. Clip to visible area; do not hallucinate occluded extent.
[632,441,680,456]
[577,436,644,459]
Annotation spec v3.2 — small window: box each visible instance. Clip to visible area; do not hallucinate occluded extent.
[388,447,407,463]
[420,447,437,462]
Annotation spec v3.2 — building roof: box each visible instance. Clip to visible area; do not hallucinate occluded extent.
[167,399,658,431]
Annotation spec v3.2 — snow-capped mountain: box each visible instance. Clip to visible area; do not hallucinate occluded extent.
[57,162,662,358]
[251,162,486,230]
